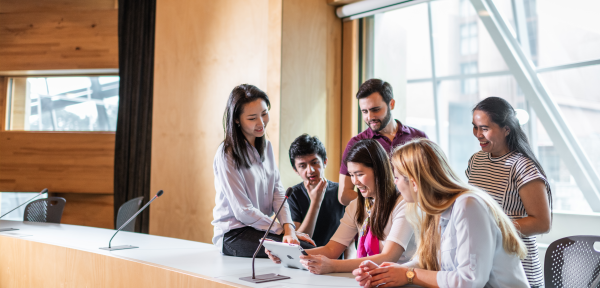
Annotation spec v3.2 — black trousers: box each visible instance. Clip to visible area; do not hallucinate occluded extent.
[223,226,315,258]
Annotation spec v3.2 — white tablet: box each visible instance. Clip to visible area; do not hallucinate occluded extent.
[262,241,308,270]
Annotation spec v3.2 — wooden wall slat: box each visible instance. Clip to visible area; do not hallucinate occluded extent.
[53,193,114,228]
[341,20,359,155]
[150,0,275,243]
[0,132,115,193]
[0,0,116,13]
[0,77,7,131]
[279,0,342,187]
[0,9,118,71]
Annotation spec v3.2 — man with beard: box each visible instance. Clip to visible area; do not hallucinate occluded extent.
[338,79,428,205]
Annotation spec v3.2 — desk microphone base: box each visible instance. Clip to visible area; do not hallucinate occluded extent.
[100,245,138,251]
[0,228,18,232]
[240,273,290,283]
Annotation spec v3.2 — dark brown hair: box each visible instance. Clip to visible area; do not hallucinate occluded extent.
[344,139,399,239]
[356,79,394,104]
[222,84,270,169]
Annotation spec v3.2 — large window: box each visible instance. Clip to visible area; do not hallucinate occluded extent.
[5,76,120,131]
[366,0,600,213]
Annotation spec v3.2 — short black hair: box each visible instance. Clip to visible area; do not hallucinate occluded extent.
[356,79,393,104]
[289,134,327,170]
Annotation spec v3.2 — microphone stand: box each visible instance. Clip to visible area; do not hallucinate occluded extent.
[100,190,164,251]
[240,188,294,283]
[0,188,48,232]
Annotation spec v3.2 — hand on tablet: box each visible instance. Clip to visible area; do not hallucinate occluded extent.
[264,244,282,264]
[295,231,316,246]
[299,254,334,275]
[353,260,379,287]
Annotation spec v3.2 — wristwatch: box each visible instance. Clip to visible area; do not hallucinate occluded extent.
[406,267,415,284]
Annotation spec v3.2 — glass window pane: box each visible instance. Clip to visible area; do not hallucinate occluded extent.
[6,76,120,131]
[539,65,600,179]
[404,82,437,142]
[373,3,432,80]
[536,0,600,68]
[0,192,47,221]
[431,0,510,77]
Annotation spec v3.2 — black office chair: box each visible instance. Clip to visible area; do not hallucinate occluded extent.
[23,197,66,224]
[544,235,600,288]
[115,196,144,232]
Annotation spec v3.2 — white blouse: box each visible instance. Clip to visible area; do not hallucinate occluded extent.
[329,197,415,263]
[403,193,529,288]
[211,141,293,252]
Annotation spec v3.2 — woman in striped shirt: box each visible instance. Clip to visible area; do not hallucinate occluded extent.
[467,97,552,287]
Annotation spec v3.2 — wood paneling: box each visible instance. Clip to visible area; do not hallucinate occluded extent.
[279,0,342,188]
[0,0,117,13]
[151,0,344,243]
[267,0,283,165]
[53,193,114,229]
[0,77,7,130]
[0,237,239,288]
[0,0,118,230]
[0,131,115,193]
[0,6,118,71]
[341,20,360,154]
[151,0,276,243]
[8,78,26,130]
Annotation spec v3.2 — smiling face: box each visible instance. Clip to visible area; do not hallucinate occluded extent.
[472,110,510,157]
[393,168,415,203]
[359,92,395,132]
[293,154,327,186]
[347,162,376,199]
[236,99,269,145]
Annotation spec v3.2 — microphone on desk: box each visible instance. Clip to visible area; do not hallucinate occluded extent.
[240,187,295,283]
[100,190,164,251]
[0,188,49,232]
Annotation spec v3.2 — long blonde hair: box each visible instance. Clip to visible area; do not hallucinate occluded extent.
[390,138,527,270]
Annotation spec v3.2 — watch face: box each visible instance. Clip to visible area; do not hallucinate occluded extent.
[406,271,415,278]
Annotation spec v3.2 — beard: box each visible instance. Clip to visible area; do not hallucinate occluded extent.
[366,106,393,133]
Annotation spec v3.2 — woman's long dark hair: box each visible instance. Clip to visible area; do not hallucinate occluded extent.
[222,84,271,169]
[344,139,399,240]
[474,97,552,207]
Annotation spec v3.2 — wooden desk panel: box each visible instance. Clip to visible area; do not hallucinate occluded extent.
[0,236,237,288]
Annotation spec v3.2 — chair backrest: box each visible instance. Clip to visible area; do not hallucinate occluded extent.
[545,235,600,288]
[23,197,66,224]
[116,196,144,232]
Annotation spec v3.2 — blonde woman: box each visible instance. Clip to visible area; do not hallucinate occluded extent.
[353,138,528,288]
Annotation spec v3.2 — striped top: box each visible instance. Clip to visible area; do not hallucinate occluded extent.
[466,150,550,287]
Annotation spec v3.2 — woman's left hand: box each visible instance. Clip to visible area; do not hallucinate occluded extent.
[282,224,300,245]
[300,254,335,274]
[365,262,408,288]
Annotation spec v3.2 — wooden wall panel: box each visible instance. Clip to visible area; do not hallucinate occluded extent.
[150,0,276,243]
[0,132,115,193]
[0,7,118,71]
[54,193,114,229]
[0,77,7,130]
[341,20,359,155]
[279,0,342,188]
[0,0,116,13]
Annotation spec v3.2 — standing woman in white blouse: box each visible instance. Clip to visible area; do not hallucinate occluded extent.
[353,138,529,288]
[266,139,416,274]
[468,97,551,287]
[211,84,313,258]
